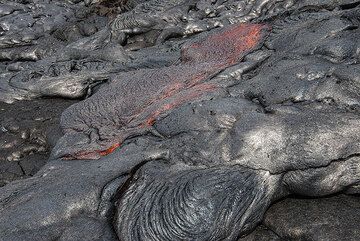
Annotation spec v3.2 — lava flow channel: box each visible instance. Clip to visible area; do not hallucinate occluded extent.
[56,23,270,159]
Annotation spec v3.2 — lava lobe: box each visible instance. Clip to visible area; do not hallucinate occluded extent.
[53,23,270,159]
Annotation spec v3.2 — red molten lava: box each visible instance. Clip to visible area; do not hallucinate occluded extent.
[98,142,122,156]
[181,23,270,66]
[137,23,270,131]
[102,23,269,156]
[143,83,218,127]
[63,23,270,159]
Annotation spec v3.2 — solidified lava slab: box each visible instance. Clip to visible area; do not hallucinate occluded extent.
[54,23,270,160]
[0,98,77,186]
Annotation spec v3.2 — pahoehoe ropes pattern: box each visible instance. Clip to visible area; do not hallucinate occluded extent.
[0,1,359,241]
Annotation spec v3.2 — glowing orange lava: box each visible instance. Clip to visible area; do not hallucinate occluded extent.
[81,23,269,157]
[98,143,122,156]
[143,83,218,127]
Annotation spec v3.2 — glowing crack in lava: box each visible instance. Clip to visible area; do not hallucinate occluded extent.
[55,23,270,160]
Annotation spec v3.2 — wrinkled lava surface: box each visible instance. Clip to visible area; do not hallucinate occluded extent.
[0,1,359,241]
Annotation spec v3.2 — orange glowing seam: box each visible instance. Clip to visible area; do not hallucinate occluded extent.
[98,143,122,156]
[79,23,269,158]
[143,83,218,127]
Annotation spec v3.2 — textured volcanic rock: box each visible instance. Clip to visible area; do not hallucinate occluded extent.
[230,8,360,106]
[155,100,360,173]
[52,23,270,160]
[0,1,360,241]
[0,0,109,103]
[1,39,184,103]
[0,0,304,104]
[0,145,168,241]
[264,195,360,240]
[112,99,359,240]
[114,161,281,240]
[237,225,281,241]
[108,0,292,43]
[0,98,76,186]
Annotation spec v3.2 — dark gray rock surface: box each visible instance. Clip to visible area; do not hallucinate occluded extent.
[238,225,281,241]
[264,195,360,241]
[0,98,76,186]
[0,0,359,240]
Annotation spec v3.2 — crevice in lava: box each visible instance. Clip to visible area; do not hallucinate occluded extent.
[258,224,283,240]
[16,162,26,176]
[111,159,154,205]
[340,1,360,10]
[98,158,169,229]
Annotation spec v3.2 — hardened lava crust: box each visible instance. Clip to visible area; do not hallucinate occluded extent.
[0,1,359,241]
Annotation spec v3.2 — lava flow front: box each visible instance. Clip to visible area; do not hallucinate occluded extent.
[58,23,270,159]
